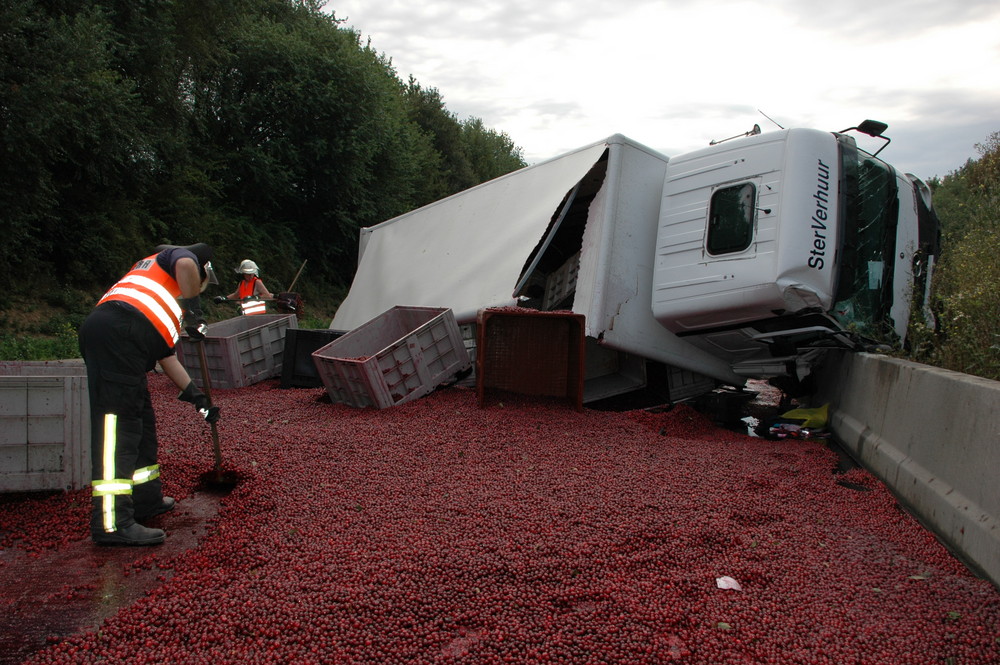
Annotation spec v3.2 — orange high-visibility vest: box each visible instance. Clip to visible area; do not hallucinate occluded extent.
[238,277,267,315]
[96,254,183,347]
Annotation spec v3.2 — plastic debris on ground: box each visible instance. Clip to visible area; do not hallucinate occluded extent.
[740,415,761,437]
[715,576,744,591]
[766,421,832,440]
[778,403,829,428]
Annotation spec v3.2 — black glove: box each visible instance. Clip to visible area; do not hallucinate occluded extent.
[201,404,221,424]
[213,296,228,304]
[186,319,208,341]
[178,381,222,424]
[180,297,208,341]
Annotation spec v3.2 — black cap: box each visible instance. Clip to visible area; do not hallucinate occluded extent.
[155,243,216,283]
[184,243,214,270]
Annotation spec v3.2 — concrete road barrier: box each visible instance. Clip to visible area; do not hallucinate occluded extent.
[815,350,1000,589]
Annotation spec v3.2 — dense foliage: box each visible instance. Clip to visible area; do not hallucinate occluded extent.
[0,0,525,311]
[3,2,999,382]
[906,132,1000,380]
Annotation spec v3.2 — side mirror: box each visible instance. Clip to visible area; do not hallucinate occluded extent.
[839,119,891,157]
[857,119,888,138]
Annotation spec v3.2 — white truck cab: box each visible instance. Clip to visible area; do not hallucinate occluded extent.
[651,124,939,383]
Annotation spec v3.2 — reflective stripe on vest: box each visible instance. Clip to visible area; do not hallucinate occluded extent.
[92,413,133,532]
[238,278,267,315]
[241,299,267,315]
[97,255,183,347]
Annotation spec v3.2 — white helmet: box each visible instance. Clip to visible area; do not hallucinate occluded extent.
[236,259,259,276]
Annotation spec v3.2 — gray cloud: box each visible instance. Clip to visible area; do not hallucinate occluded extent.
[335,0,1000,44]
[329,1,999,179]
[873,90,1000,178]
[770,0,1000,40]
[333,1,603,43]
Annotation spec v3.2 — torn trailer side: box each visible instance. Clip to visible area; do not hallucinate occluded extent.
[331,135,733,405]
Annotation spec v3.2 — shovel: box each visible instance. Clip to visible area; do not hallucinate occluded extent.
[287,259,307,292]
[195,341,224,481]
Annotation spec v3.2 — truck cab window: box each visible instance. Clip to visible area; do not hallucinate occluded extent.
[707,183,755,255]
[831,137,900,340]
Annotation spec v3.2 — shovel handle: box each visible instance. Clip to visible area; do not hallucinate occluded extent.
[196,342,214,405]
[209,421,222,472]
[195,341,224,474]
[287,259,307,292]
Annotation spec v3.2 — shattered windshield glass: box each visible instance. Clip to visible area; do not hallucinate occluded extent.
[830,136,899,341]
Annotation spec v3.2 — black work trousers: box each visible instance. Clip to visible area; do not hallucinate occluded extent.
[78,302,170,535]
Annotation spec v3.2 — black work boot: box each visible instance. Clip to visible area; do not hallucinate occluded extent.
[134,496,175,521]
[93,522,166,546]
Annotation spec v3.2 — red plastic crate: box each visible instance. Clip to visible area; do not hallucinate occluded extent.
[476,308,585,411]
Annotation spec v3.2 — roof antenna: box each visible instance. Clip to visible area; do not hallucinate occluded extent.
[709,124,761,146]
[758,109,785,129]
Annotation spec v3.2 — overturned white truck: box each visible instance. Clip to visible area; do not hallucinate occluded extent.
[331,121,941,404]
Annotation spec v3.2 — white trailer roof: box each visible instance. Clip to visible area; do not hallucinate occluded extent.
[331,139,612,330]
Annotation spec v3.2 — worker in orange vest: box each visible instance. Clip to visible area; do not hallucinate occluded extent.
[215,259,273,315]
[79,243,222,546]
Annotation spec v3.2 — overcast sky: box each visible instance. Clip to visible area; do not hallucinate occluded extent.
[327,0,1000,181]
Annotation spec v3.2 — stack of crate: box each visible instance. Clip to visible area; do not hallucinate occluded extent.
[0,360,90,492]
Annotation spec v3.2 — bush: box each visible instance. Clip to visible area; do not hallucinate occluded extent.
[911,132,1000,380]
[0,325,80,361]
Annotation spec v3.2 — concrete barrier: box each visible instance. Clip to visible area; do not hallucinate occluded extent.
[814,350,1000,589]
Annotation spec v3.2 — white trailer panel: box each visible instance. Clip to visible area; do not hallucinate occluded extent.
[332,141,610,329]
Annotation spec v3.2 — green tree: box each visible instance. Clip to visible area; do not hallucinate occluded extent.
[461,117,526,183]
[0,1,153,292]
[0,0,528,318]
[189,8,431,287]
[912,132,1000,379]
[404,79,476,203]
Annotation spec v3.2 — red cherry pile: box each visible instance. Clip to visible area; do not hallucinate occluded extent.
[3,374,999,664]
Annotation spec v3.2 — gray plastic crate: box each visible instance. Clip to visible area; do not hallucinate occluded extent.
[312,306,471,409]
[0,360,91,492]
[176,314,298,390]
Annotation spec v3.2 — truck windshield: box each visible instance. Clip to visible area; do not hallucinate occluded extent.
[830,135,899,342]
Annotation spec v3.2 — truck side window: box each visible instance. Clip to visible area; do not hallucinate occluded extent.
[707,183,755,255]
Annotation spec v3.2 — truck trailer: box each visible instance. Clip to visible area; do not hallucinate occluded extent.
[331,121,940,404]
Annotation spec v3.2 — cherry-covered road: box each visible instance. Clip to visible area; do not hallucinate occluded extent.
[1,374,998,664]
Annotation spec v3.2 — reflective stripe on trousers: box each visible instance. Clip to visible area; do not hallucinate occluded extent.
[91,413,160,532]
